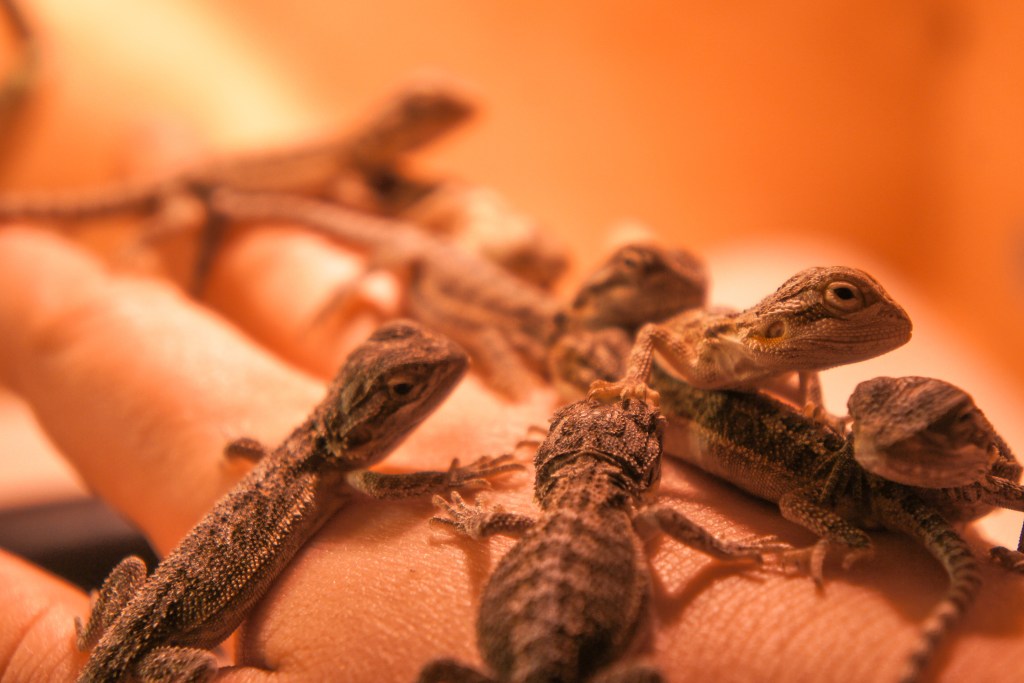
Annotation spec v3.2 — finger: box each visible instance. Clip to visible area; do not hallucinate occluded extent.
[0,548,86,681]
[201,221,401,378]
[0,226,323,548]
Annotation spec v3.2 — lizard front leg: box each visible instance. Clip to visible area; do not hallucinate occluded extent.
[776,487,874,584]
[979,475,1024,572]
[132,646,219,683]
[345,454,524,500]
[416,495,535,683]
[588,322,679,407]
[430,490,535,539]
[223,436,269,464]
[75,556,148,651]
[634,504,791,564]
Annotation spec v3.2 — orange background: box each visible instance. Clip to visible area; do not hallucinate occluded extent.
[3,1,1023,389]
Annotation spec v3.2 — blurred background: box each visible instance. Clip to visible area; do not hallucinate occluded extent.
[0,2,1022,510]
[3,1,1022,380]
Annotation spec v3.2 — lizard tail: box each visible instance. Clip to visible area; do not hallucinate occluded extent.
[886,495,981,683]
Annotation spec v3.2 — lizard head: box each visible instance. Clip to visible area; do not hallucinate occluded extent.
[318,320,468,467]
[848,376,1011,487]
[741,266,912,370]
[565,244,708,332]
[351,77,477,164]
[533,397,664,508]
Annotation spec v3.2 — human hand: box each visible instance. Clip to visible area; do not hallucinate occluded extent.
[1,3,1022,682]
[4,225,1024,683]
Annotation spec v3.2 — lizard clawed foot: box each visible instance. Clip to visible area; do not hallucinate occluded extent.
[768,540,873,586]
[727,534,796,563]
[768,539,830,586]
[587,379,660,408]
[442,453,525,491]
[430,491,497,539]
[989,546,1024,573]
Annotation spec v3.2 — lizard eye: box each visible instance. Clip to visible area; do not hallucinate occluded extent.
[619,249,642,270]
[824,281,865,312]
[387,375,421,400]
[764,320,786,339]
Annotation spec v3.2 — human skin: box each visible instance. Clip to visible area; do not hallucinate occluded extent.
[0,3,1022,682]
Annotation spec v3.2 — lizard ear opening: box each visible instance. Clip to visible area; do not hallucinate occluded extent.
[824,281,865,313]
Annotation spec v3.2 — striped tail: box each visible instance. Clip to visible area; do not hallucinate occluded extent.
[883,493,982,683]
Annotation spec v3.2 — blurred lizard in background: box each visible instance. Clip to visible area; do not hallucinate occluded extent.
[0,78,476,293]
[547,242,708,400]
[211,185,712,400]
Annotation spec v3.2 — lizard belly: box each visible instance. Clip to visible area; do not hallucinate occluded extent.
[476,508,647,683]
[664,417,798,503]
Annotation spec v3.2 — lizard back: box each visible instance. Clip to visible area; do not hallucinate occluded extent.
[477,398,662,683]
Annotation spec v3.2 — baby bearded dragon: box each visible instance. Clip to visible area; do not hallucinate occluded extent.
[0,78,474,220]
[367,182,569,291]
[847,376,1024,570]
[74,321,521,683]
[547,244,709,400]
[651,366,1023,683]
[421,396,785,683]
[0,79,474,293]
[210,187,561,399]
[592,266,912,409]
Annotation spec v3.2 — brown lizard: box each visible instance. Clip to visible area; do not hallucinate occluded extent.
[651,366,1023,683]
[547,243,709,400]
[421,395,786,683]
[0,79,474,292]
[73,320,520,682]
[394,182,569,290]
[210,186,562,398]
[591,266,913,411]
[210,190,711,400]
[847,375,1024,571]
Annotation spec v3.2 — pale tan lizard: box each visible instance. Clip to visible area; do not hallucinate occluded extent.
[590,265,912,410]
[73,321,520,682]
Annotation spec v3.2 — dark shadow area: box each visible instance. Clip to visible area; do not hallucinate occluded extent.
[0,496,159,591]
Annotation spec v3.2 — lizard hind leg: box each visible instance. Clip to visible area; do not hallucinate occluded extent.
[590,661,664,683]
[776,488,874,586]
[134,645,218,683]
[416,658,494,683]
[75,555,149,651]
[223,436,269,464]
